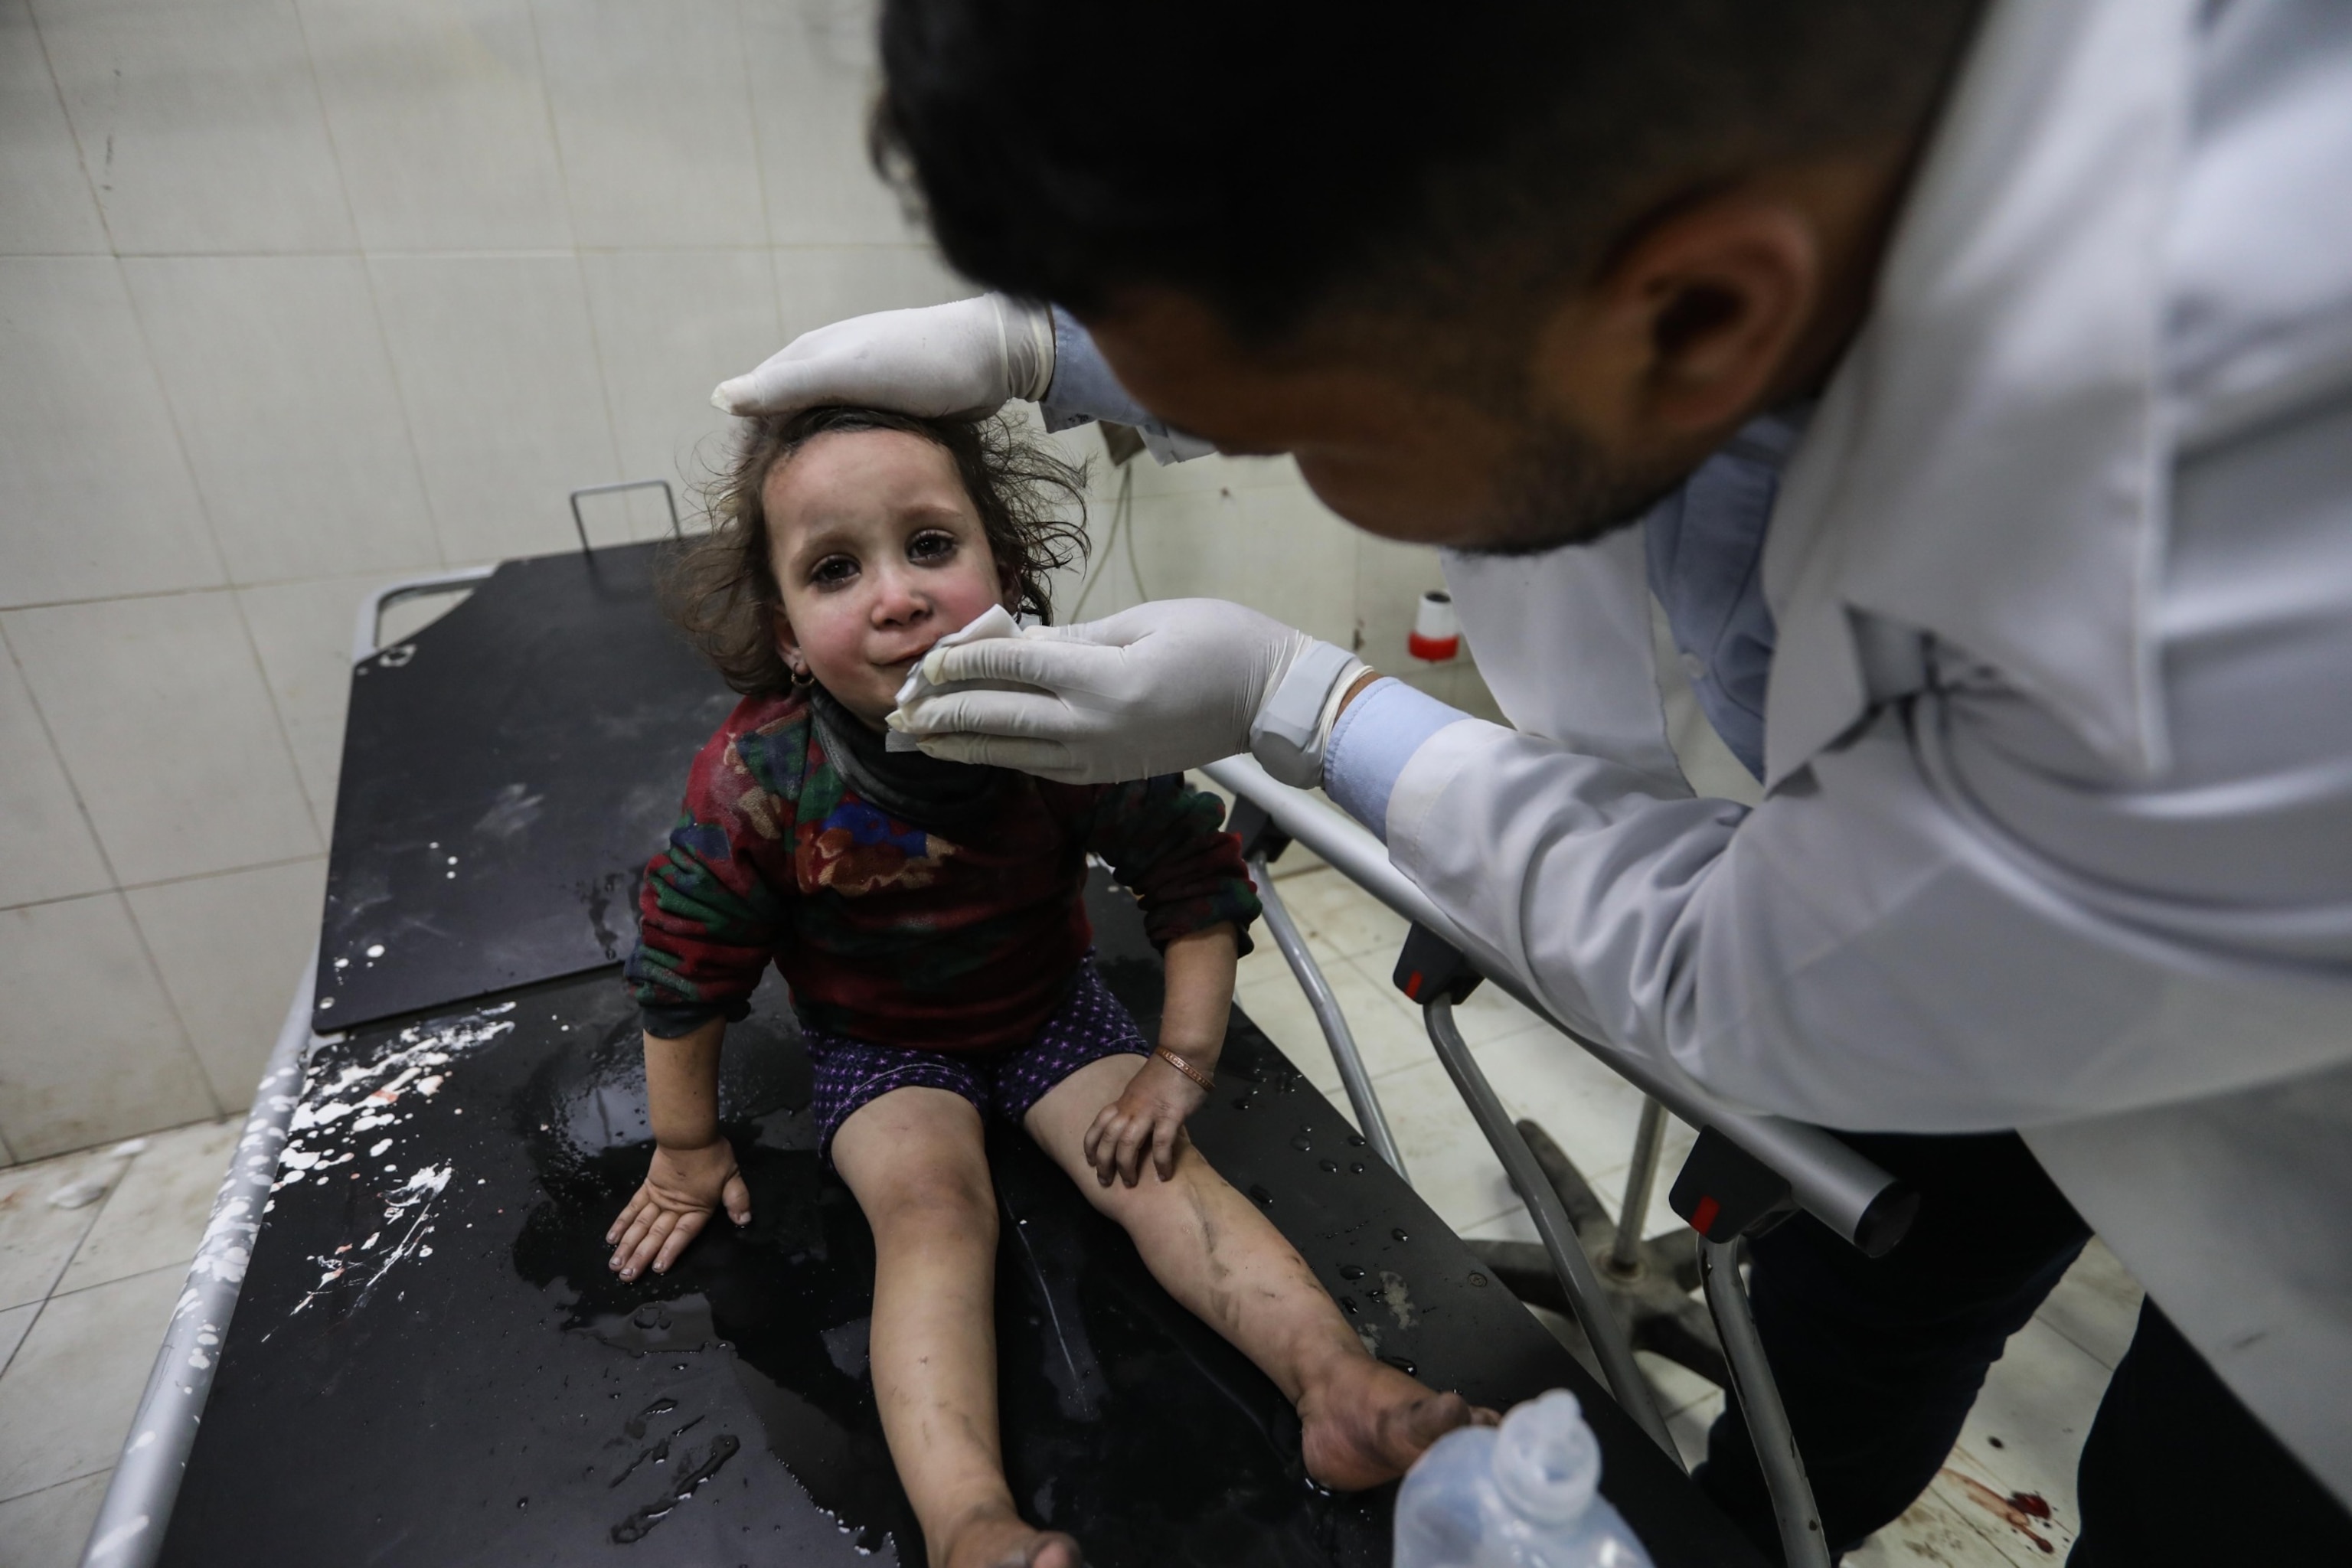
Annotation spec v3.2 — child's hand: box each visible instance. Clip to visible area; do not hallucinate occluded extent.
[1085,1054,1210,1187]
[606,1139,750,1282]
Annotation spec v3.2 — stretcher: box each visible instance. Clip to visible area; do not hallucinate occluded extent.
[83,530,1809,1568]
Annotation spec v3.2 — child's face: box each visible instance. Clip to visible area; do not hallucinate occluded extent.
[765,429,1011,724]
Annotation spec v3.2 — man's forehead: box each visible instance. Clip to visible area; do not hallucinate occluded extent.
[1082,292,1436,455]
[1082,290,1263,389]
[1085,286,1372,378]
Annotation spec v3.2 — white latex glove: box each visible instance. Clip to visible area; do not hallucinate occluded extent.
[711,293,1054,418]
[888,599,1318,783]
[887,603,1021,750]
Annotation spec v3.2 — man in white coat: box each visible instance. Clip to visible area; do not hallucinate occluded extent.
[719,0,2352,1559]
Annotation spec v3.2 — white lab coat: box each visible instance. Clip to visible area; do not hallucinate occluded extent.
[1409,0,2352,1499]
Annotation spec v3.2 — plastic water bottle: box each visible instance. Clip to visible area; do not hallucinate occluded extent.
[1394,1390,1657,1568]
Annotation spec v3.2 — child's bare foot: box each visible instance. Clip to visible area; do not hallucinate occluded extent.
[1297,1352,1498,1490]
[937,1504,1081,1568]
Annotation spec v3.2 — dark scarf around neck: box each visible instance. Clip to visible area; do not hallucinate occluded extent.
[805,681,1011,835]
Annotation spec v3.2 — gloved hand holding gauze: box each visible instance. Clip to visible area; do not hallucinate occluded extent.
[887,604,1025,752]
[887,598,1362,786]
[712,294,1054,419]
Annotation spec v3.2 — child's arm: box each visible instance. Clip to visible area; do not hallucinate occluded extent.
[606,1017,753,1282]
[616,713,798,1278]
[1083,921,1237,1187]
[1068,773,1261,1186]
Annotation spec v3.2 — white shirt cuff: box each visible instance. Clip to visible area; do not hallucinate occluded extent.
[1323,678,1468,835]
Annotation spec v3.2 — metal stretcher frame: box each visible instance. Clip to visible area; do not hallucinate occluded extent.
[1201,755,1909,1254]
[1249,862,1410,1181]
[1207,754,1857,1565]
[84,567,505,1568]
[82,962,317,1568]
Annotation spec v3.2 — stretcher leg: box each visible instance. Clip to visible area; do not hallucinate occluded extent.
[1701,1238,1830,1568]
[1248,855,1410,1184]
[1420,994,1678,1459]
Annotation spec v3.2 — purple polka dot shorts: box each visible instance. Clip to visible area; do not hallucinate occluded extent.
[800,959,1147,1162]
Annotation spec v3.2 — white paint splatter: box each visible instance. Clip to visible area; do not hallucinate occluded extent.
[266,1005,516,1318]
[182,1191,263,1297]
[291,1163,456,1318]
[48,1178,108,1209]
[365,943,386,959]
[1377,1269,1419,1329]
[276,1008,513,1192]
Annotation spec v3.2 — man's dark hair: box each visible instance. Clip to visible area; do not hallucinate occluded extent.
[876,1,1984,346]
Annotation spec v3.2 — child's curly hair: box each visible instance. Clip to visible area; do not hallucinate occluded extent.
[663,407,1090,697]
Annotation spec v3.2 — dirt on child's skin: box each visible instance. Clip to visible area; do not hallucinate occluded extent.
[512,996,1396,1565]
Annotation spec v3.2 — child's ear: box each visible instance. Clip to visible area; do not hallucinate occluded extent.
[770,606,804,667]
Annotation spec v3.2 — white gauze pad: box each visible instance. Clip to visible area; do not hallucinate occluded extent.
[886,603,1023,752]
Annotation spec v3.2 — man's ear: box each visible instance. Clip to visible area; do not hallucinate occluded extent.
[1532,194,1822,446]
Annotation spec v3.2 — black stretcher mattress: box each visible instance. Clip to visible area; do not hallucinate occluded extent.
[317,543,737,1034]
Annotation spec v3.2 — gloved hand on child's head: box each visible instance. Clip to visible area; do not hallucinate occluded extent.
[712,294,1054,420]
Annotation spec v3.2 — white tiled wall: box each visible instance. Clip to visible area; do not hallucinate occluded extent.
[0,0,1495,1163]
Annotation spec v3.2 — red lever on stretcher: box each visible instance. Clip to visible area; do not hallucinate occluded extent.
[1391,923,1483,1006]
[1668,1126,1798,1242]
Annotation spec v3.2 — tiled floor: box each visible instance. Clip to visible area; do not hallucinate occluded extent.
[0,865,2141,1568]
[1236,853,2146,1568]
[0,1117,241,1568]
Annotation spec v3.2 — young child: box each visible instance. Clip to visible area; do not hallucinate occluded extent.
[609,407,1485,1568]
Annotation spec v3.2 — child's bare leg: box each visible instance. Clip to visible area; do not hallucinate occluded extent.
[831,1088,1079,1568]
[1024,1055,1492,1489]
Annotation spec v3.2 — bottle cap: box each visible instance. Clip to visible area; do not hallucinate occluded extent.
[1492,1389,1600,1526]
[1408,590,1460,662]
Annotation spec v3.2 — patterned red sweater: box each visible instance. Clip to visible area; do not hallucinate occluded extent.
[626,690,1259,1053]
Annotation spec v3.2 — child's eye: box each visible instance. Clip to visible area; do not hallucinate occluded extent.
[809,555,858,588]
[907,531,958,564]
